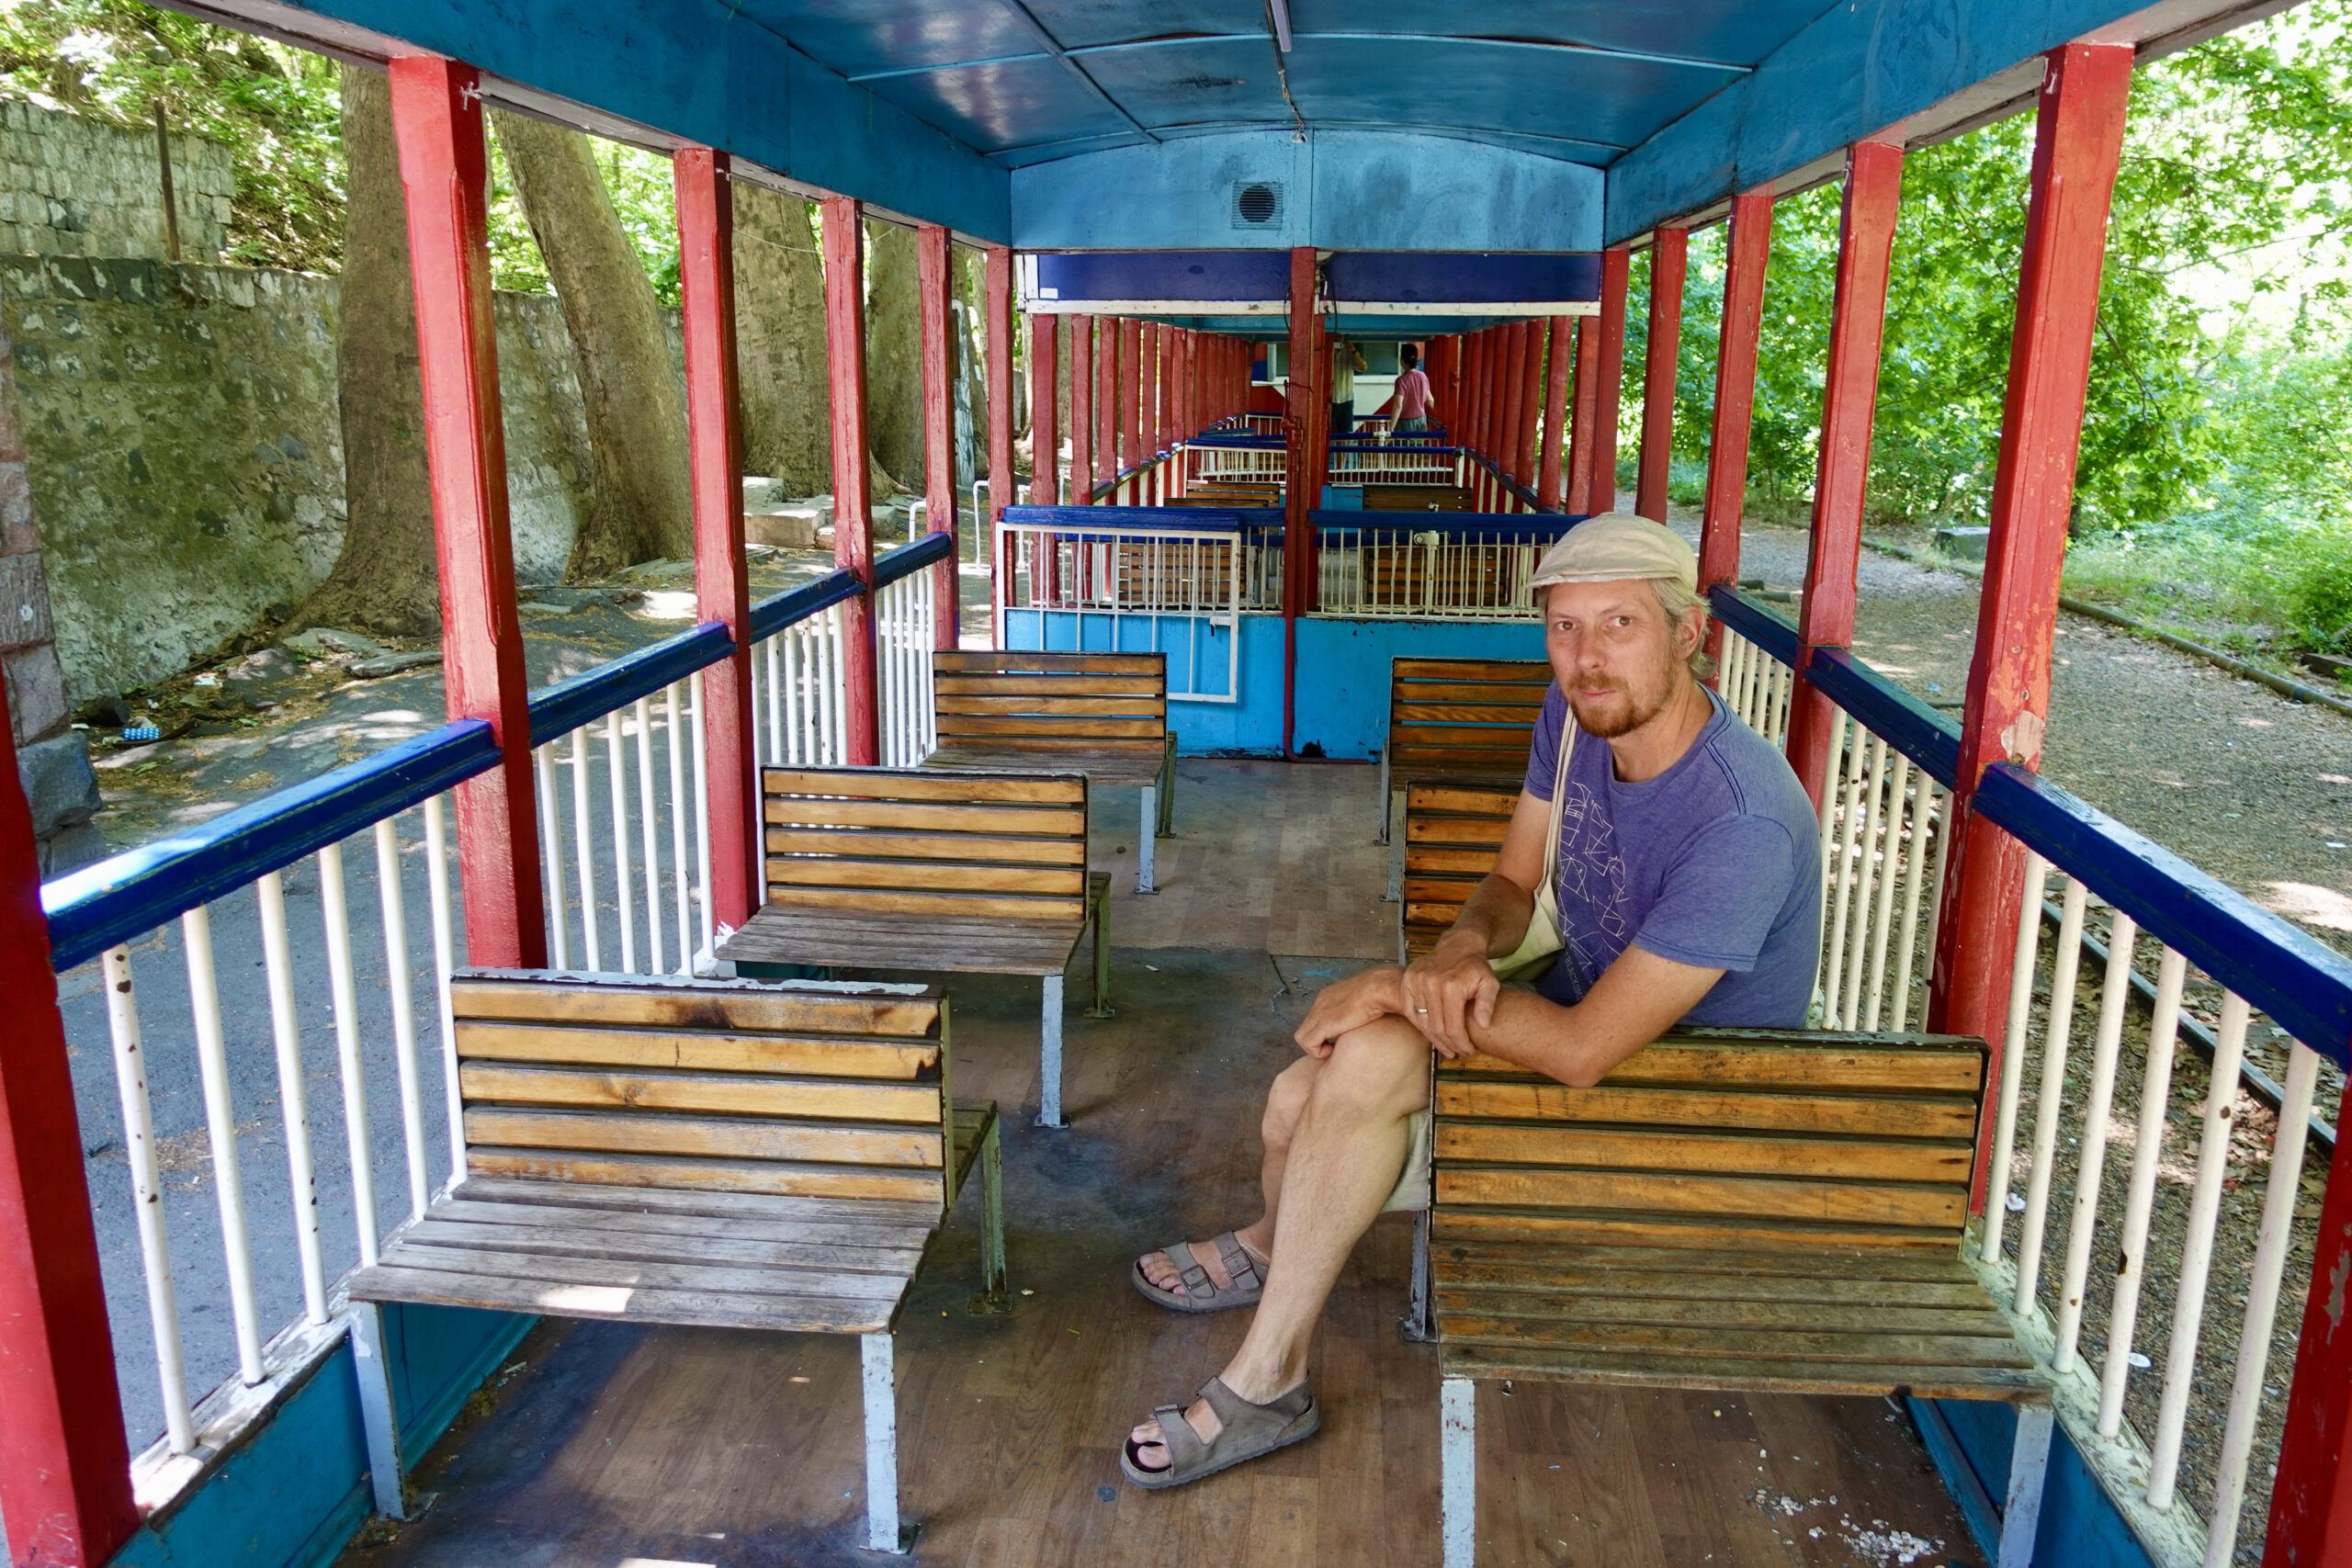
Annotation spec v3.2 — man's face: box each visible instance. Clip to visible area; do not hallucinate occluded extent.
[1542,578,1697,739]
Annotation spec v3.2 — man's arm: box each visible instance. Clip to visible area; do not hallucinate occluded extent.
[1395,786,1552,1055]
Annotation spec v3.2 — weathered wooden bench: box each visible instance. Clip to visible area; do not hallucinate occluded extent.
[1396,777,1518,964]
[924,649,1177,894]
[1363,483,1476,512]
[718,765,1111,1129]
[1173,479,1282,507]
[345,968,1001,1554]
[1378,658,1551,900]
[1424,1030,2052,1567]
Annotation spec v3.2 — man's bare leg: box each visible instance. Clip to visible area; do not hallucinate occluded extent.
[1136,1054,1319,1294]
[1129,1015,1430,1470]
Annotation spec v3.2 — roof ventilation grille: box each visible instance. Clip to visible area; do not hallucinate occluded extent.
[1230,180,1283,230]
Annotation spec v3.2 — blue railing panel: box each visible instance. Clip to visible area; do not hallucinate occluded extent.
[871,528,955,590]
[42,718,502,972]
[1312,510,1581,540]
[1705,585,1802,668]
[1464,451,1549,513]
[527,621,732,747]
[748,567,863,643]
[1974,762,2352,1066]
[1005,505,1251,533]
[1802,648,1962,788]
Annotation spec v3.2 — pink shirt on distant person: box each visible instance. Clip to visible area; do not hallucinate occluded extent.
[1394,367,1431,419]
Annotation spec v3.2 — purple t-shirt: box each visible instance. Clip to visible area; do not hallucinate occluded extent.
[1522,684,1821,1026]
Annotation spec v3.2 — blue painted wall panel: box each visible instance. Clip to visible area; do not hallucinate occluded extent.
[1927,1399,2157,1568]
[1034,250,1295,302]
[1324,253,1600,303]
[1013,130,1600,252]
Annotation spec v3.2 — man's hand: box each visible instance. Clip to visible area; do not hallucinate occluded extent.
[1292,965,1405,1057]
[1398,930,1502,1057]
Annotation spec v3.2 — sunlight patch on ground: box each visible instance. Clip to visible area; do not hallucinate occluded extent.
[639,590,700,620]
[2257,881,2352,931]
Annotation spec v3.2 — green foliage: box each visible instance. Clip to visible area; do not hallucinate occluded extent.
[0,0,344,270]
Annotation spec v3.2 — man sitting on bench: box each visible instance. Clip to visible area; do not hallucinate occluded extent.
[1121,514,1826,1489]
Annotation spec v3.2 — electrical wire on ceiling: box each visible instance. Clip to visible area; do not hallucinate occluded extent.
[1264,0,1306,140]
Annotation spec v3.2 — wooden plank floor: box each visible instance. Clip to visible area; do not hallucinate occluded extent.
[339,762,1985,1568]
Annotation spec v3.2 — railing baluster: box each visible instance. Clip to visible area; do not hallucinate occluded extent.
[316,840,381,1266]
[1888,777,1934,1033]
[2148,990,2252,1508]
[2014,874,2089,1315]
[665,680,693,972]
[371,817,430,1221]
[2098,945,2188,1435]
[102,943,194,1453]
[423,795,463,1190]
[632,698,662,977]
[2206,1035,2322,1565]
[765,633,784,768]
[1981,852,2051,1263]
[535,745,569,969]
[783,627,804,766]
[690,669,714,962]
[2053,909,2135,1372]
[571,725,601,972]
[181,905,266,1385]
[1821,729,1872,1027]
[1839,735,1890,1031]
[257,872,329,1322]
[1860,750,1910,1033]
[605,709,637,974]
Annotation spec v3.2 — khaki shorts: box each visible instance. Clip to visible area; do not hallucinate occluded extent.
[1381,1106,1434,1213]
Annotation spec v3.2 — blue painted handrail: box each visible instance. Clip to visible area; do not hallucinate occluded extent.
[1973,763,2352,1066]
[1005,504,1252,533]
[1464,450,1549,513]
[872,528,955,591]
[527,620,732,747]
[748,567,862,643]
[42,718,502,972]
[1706,584,1802,670]
[1312,510,1578,539]
[1803,648,1962,788]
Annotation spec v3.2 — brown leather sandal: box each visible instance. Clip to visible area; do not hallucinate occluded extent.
[1130,1232,1269,1314]
[1120,1377,1319,1489]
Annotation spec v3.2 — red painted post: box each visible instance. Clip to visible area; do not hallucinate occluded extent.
[1096,316,1119,501]
[1282,247,1317,756]
[1069,314,1094,508]
[819,193,878,764]
[389,54,545,966]
[1516,321,1545,506]
[1636,226,1689,524]
[0,685,138,1568]
[2270,1077,2352,1564]
[1928,41,2133,1073]
[1466,330,1490,507]
[1697,189,1776,645]
[983,244,1014,634]
[1566,318,1599,513]
[673,148,757,927]
[1498,324,1527,488]
[920,227,963,649]
[1140,321,1160,501]
[1029,312,1059,505]
[1785,138,1905,807]
[1440,335,1462,433]
[1590,252,1630,513]
[1537,316,1571,510]
[1121,316,1143,500]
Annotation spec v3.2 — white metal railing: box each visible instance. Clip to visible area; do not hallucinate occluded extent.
[749,600,850,769]
[1314,526,1553,620]
[1812,704,1951,1034]
[1327,443,1462,487]
[996,516,1244,702]
[875,568,940,766]
[1184,443,1285,488]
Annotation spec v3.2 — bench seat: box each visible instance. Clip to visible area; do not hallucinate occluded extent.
[1378,658,1551,900]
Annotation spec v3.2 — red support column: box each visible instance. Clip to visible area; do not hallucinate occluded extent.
[819,193,878,764]
[0,710,136,1564]
[1516,321,1545,505]
[1590,252,1630,513]
[1069,314,1094,507]
[1121,316,1143,499]
[1140,321,1160,501]
[2272,1076,2352,1563]
[1029,312,1059,505]
[1698,190,1776,621]
[1439,335,1462,433]
[1566,318,1599,513]
[983,244,1014,633]
[1282,247,1317,755]
[674,148,757,928]
[390,54,545,966]
[1466,330,1491,507]
[1785,138,1905,807]
[1636,226,1689,524]
[1096,316,1120,500]
[1537,316,1571,510]
[1498,324,1527,487]
[920,227,963,649]
[1928,41,2133,1067]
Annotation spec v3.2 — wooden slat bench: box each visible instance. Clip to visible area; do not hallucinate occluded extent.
[1378,658,1551,900]
[1396,778,1518,964]
[345,969,1001,1555]
[1421,1031,2052,1567]
[718,765,1111,1129]
[1363,483,1475,512]
[923,649,1177,894]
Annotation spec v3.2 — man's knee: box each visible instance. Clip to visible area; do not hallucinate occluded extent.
[1263,1055,1318,1150]
[1308,1017,1431,1121]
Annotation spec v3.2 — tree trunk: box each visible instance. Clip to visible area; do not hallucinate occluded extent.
[291,62,440,638]
[864,219,921,492]
[490,110,693,579]
[733,183,831,495]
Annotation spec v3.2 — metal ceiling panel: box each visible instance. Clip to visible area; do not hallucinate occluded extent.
[1283,0,1842,74]
[856,51,1124,151]
[1075,36,1290,130]
[1020,0,1267,51]
[727,0,1042,79]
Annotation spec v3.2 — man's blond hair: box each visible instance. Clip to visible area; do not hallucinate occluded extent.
[1649,577,1717,681]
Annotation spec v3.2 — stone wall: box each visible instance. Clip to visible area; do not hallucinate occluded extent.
[0,254,594,703]
[0,98,234,263]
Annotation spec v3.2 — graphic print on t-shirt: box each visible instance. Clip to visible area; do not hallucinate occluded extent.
[1552,779,1632,1001]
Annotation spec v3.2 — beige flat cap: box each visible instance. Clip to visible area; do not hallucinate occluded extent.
[1527,512,1698,592]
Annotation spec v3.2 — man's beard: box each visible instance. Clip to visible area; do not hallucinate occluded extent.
[1566,658,1679,739]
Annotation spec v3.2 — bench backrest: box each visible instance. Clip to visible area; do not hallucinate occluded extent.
[763,765,1091,925]
[1387,657,1550,781]
[932,651,1166,761]
[450,968,958,1210]
[1363,484,1475,512]
[1432,1031,1988,1253]
[1399,778,1518,961]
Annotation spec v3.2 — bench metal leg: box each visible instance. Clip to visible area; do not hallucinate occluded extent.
[1996,1404,2054,1567]
[1085,880,1114,1020]
[1399,1209,1436,1343]
[1038,973,1067,1128]
[861,1333,911,1552]
[1137,787,1158,894]
[1384,795,1406,903]
[1441,1376,1476,1568]
[347,1301,408,1520]
[1375,747,1390,844]
[1157,732,1176,837]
